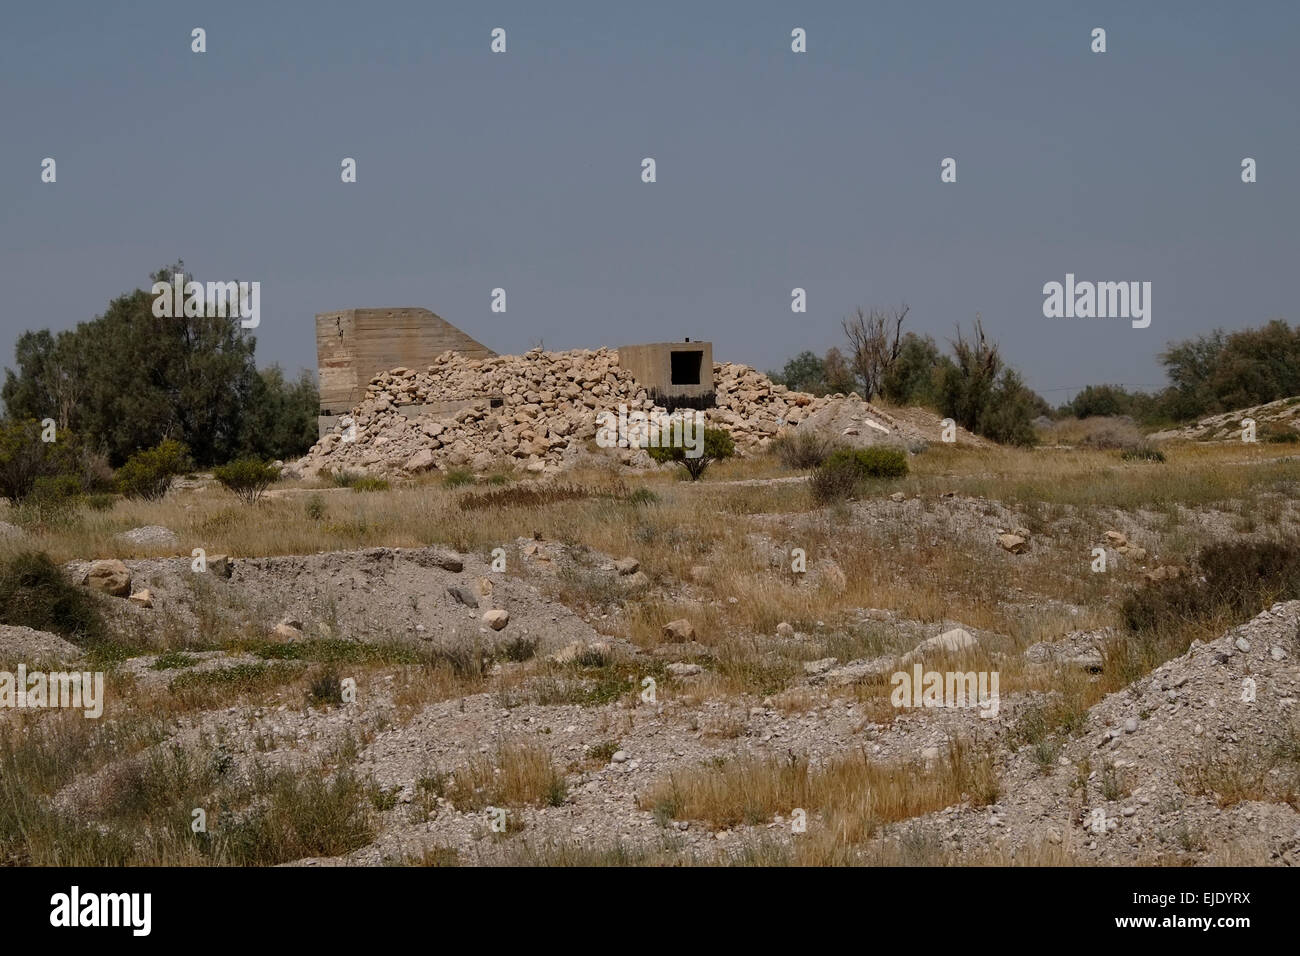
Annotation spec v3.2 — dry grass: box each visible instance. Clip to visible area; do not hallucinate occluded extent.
[437,740,568,811]
[638,737,998,842]
[6,437,1300,866]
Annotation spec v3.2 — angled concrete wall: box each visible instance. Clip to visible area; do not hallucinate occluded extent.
[316,308,496,417]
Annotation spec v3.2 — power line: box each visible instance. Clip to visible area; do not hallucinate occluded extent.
[1038,383,1167,393]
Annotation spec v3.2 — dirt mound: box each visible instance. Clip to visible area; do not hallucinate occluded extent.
[1149,396,1300,443]
[797,394,985,450]
[894,601,1300,864]
[64,545,615,657]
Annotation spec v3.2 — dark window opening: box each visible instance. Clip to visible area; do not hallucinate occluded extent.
[670,350,703,386]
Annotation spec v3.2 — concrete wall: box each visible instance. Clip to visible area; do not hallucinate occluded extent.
[617,341,715,409]
[316,308,495,417]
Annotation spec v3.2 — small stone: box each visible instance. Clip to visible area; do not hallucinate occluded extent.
[83,560,131,597]
[447,586,479,608]
[890,492,905,502]
[803,657,838,675]
[128,589,153,608]
[611,750,628,763]
[662,619,695,641]
[667,662,702,677]
[614,557,640,576]
[404,449,437,472]
[1234,637,1251,653]
[997,533,1028,554]
[482,609,509,630]
[205,554,232,578]
[1124,717,1139,734]
[1271,645,1288,661]
[776,622,794,638]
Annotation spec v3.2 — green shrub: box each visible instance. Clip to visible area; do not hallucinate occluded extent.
[213,457,281,504]
[0,551,106,645]
[625,487,660,506]
[443,468,475,488]
[0,419,86,503]
[1120,442,1166,463]
[350,477,390,493]
[645,427,735,481]
[12,475,85,527]
[771,430,838,469]
[810,446,908,505]
[304,494,325,520]
[114,439,190,500]
[326,469,362,488]
[84,493,117,512]
[308,666,345,706]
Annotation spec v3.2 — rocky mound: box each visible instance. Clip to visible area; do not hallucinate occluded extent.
[896,601,1300,864]
[1148,396,1300,442]
[292,349,840,479]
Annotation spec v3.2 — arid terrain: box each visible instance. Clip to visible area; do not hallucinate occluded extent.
[3,361,1299,868]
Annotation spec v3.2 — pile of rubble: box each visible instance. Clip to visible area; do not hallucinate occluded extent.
[290,348,910,479]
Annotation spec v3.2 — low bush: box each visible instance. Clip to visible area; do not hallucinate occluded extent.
[809,446,908,505]
[771,430,838,469]
[1120,442,1166,463]
[212,458,281,504]
[1260,422,1300,444]
[0,551,106,645]
[1121,538,1300,633]
[115,440,190,500]
[646,427,735,481]
[1074,418,1145,451]
[0,419,88,503]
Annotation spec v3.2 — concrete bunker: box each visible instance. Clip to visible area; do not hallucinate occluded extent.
[616,340,715,411]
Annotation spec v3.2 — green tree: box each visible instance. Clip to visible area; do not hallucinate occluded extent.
[3,264,317,466]
[772,351,828,394]
[881,333,943,406]
[237,366,319,461]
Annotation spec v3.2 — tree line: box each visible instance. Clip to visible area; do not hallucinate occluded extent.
[768,305,1048,446]
[769,306,1298,441]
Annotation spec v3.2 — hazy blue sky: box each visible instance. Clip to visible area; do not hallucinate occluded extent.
[3,1,1296,401]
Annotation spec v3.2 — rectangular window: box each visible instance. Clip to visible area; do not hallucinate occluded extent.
[670,350,703,386]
